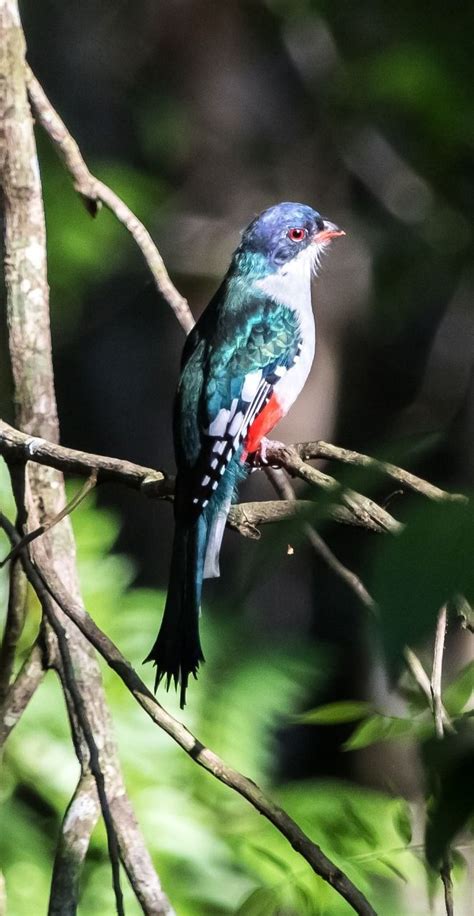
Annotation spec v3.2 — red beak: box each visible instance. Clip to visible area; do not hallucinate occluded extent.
[313,219,345,244]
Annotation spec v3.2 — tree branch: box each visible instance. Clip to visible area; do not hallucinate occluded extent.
[294,442,467,504]
[0,640,45,749]
[0,5,172,912]
[1,528,376,915]
[265,467,375,610]
[49,774,100,916]
[0,419,404,534]
[429,606,454,916]
[0,558,28,701]
[25,68,194,336]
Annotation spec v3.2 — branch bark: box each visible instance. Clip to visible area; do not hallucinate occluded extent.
[0,5,172,913]
[429,606,454,916]
[11,536,374,916]
[0,640,45,749]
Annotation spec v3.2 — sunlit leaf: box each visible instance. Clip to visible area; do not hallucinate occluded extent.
[344,715,414,751]
[235,887,280,916]
[443,661,474,717]
[294,700,372,725]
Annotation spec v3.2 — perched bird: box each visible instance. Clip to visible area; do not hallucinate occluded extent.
[146,202,344,706]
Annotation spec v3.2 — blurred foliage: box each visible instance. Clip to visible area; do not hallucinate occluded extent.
[1,0,473,912]
[1,461,472,914]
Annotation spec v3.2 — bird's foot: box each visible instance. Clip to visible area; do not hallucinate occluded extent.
[248,437,285,469]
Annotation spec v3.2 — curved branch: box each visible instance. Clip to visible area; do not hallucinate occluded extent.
[265,467,375,610]
[0,559,28,700]
[0,419,400,534]
[26,68,195,336]
[6,531,376,916]
[294,441,467,504]
[0,640,45,749]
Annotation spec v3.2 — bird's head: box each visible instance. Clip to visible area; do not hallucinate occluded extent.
[234,202,345,281]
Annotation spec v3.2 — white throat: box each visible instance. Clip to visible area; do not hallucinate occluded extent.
[254,243,327,414]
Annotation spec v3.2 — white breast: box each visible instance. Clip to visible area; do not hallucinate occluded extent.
[256,247,316,415]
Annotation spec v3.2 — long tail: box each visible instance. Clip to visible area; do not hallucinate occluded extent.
[145,514,207,708]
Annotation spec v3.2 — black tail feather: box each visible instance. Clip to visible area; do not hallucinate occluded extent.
[145,516,206,708]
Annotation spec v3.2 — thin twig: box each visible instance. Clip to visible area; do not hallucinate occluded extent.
[431,606,448,741]
[265,467,376,610]
[294,442,467,504]
[3,527,377,916]
[0,471,98,568]
[26,68,194,336]
[430,606,454,916]
[403,647,453,733]
[263,442,401,534]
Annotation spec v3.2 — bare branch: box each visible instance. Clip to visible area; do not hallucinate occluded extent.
[0,6,172,912]
[0,420,401,534]
[0,559,28,700]
[4,531,375,915]
[265,467,375,610]
[294,442,467,504]
[431,606,448,741]
[49,774,100,916]
[429,606,454,916]
[0,640,45,749]
[403,647,453,732]
[26,68,195,336]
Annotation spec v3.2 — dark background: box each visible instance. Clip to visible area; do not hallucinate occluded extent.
[10,0,474,773]
[1,3,473,913]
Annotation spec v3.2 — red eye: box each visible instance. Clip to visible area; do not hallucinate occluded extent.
[287,227,306,242]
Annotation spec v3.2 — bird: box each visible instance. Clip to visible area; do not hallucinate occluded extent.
[145,202,345,707]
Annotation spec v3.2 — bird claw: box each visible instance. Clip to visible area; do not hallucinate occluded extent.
[248,437,283,469]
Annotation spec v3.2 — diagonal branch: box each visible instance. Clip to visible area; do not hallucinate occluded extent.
[0,639,45,749]
[294,442,467,504]
[0,419,401,534]
[0,558,28,701]
[0,6,173,912]
[26,68,194,336]
[265,467,375,610]
[3,527,376,915]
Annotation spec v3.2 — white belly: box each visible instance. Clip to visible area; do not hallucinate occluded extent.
[256,250,316,417]
[275,312,315,414]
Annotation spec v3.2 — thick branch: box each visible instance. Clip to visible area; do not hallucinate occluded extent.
[0,420,402,534]
[0,558,28,700]
[26,68,194,336]
[49,774,100,916]
[0,6,172,913]
[0,640,45,749]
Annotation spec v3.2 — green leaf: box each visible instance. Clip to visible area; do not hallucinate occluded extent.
[393,804,413,845]
[235,887,280,916]
[371,499,474,673]
[344,715,414,751]
[443,661,474,717]
[294,701,372,725]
